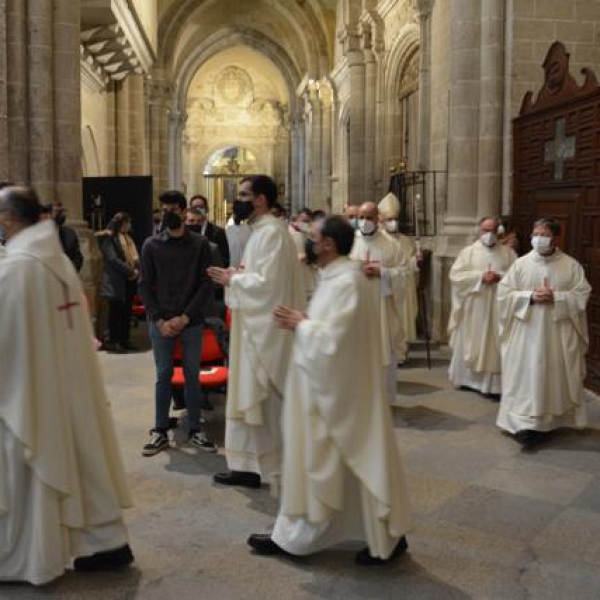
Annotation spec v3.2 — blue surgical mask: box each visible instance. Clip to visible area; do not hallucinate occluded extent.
[0,224,4,242]
[349,217,359,231]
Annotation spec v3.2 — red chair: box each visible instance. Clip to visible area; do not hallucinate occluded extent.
[131,295,146,327]
[171,325,228,409]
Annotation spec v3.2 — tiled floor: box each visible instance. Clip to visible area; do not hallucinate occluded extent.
[4,339,600,599]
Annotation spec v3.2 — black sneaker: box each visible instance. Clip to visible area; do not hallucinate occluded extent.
[74,544,134,572]
[189,430,217,453]
[142,429,169,456]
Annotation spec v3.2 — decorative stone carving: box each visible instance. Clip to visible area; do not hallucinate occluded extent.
[519,41,599,115]
[215,66,253,106]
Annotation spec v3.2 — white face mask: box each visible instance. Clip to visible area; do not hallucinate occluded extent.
[531,235,552,255]
[384,220,398,234]
[480,232,497,247]
[359,219,376,236]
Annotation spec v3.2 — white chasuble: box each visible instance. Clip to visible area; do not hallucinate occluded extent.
[225,214,305,477]
[448,241,516,393]
[274,257,412,559]
[497,249,591,433]
[0,221,132,585]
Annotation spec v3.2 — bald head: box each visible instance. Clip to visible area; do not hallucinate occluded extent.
[344,204,359,220]
[479,217,499,235]
[359,202,378,220]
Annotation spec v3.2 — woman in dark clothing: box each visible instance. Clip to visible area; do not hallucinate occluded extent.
[97,212,139,352]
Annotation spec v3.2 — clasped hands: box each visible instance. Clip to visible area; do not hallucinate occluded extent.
[156,314,189,337]
[273,305,307,331]
[481,269,501,285]
[363,259,381,279]
[531,280,554,304]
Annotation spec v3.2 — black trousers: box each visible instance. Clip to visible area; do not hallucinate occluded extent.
[107,283,135,344]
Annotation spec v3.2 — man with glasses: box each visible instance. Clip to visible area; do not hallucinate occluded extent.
[497,217,591,449]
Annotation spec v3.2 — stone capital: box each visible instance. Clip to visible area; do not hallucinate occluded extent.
[417,0,435,18]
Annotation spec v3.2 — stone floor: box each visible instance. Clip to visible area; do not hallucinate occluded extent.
[3,331,600,599]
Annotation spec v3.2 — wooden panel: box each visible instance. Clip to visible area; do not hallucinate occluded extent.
[513,42,600,393]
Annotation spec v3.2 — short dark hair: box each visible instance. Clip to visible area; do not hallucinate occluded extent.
[241,175,277,208]
[271,202,287,218]
[0,186,42,225]
[534,217,561,237]
[41,203,53,215]
[312,209,326,220]
[299,207,313,219]
[321,215,355,256]
[0,181,14,190]
[190,195,208,210]
[159,190,187,210]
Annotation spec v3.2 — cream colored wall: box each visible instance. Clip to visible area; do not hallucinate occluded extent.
[511,2,600,117]
[131,0,158,51]
[81,85,111,177]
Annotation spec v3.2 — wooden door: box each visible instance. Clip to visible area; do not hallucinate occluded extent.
[512,42,600,392]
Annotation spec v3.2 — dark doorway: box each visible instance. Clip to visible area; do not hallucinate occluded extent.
[82,176,153,249]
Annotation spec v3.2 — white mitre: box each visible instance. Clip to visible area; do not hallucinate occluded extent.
[378,192,400,219]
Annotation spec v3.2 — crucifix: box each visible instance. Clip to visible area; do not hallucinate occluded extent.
[57,283,80,330]
[544,118,575,180]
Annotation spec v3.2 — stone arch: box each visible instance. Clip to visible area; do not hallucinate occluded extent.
[382,24,420,176]
[197,143,268,177]
[157,0,330,77]
[81,124,101,177]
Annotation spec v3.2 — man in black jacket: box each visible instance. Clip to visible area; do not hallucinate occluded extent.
[139,190,217,456]
[189,195,230,268]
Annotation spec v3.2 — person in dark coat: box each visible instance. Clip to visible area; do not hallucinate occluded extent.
[51,202,84,272]
[97,212,139,353]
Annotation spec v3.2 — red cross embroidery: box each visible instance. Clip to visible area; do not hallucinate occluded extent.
[57,285,80,329]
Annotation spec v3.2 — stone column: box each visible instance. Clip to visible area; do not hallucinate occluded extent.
[128,74,146,174]
[290,120,301,214]
[344,26,366,205]
[417,1,433,172]
[115,79,131,175]
[362,21,377,203]
[146,76,172,199]
[320,82,333,212]
[168,110,186,190]
[477,0,504,219]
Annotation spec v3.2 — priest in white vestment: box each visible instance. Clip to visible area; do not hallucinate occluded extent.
[0,187,133,585]
[448,217,516,395]
[497,217,591,447]
[208,175,305,488]
[247,215,412,565]
[378,192,423,363]
[350,202,405,404]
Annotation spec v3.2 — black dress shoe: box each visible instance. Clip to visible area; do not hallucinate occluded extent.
[355,536,408,566]
[213,470,261,488]
[103,342,125,354]
[74,544,134,572]
[247,534,291,556]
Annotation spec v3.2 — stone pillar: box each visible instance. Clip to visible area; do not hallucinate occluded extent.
[28,0,55,204]
[362,22,377,203]
[0,0,81,214]
[347,50,366,205]
[128,74,146,174]
[320,82,333,212]
[444,0,481,233]
[417,1,433,172]
[290,120,301,214]
[477,0,504,219]
[115,79,131,175]
[168,110,186,190]
[146,76,172,199]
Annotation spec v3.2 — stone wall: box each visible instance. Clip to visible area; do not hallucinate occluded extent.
[511,2,600,119]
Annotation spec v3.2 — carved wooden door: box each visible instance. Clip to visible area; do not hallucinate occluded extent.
[512,42,600,392]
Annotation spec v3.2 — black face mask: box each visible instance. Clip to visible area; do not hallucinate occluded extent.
[305,238,318,265]
[54,213,66,226]
[233,200,254,221]
[187,224,203,234]
[162,212,182,230]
